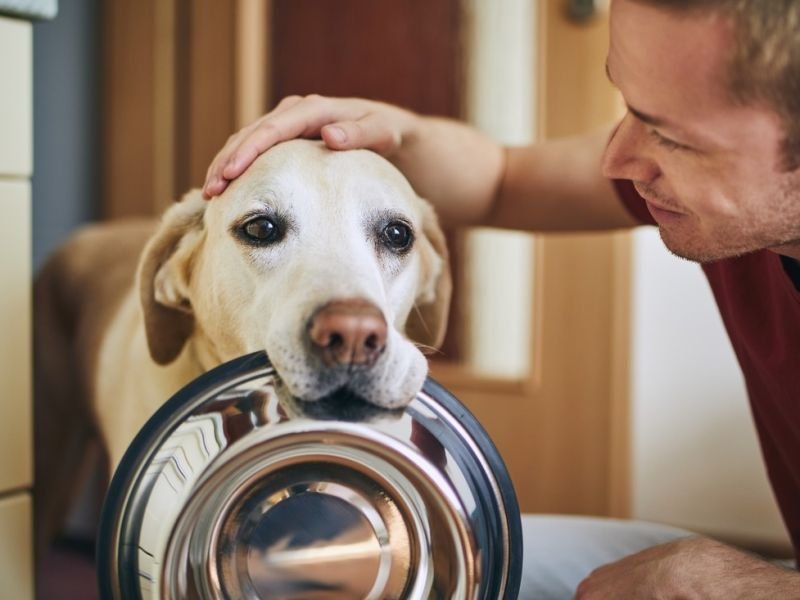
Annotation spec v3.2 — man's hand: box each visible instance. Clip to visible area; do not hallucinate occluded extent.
[574,536,800,599]
[202,95,417,198]
[201,94,506,227]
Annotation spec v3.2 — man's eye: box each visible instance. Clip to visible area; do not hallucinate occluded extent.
[382,221,413,252]
[241,216,281,244]
[650,129,689,152]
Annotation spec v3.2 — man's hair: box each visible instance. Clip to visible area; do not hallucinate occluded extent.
[635,0,800,170]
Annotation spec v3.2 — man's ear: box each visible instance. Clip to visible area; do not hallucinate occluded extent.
[406,199,452,350]
[138,190,206,365]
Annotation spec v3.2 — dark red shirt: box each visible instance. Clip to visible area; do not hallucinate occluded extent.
[615,179,800,565]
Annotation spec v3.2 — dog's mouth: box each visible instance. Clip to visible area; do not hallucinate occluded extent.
[272,357,382,400]
[265,332,427,411]
[275,382,404,422]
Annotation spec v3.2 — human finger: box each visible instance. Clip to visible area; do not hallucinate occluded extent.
[219,95,365,180]
[320,112,403,156]
[203,95,326,197]
[203,127,254,198]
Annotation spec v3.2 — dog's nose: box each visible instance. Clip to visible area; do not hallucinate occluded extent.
[308,299,387,367]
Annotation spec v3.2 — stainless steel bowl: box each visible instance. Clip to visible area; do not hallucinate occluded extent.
[98,352,522,599]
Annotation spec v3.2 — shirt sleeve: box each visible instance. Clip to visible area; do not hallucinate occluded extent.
[613,179,657,226]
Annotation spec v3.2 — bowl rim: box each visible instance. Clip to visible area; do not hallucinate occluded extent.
[96,351,523,599]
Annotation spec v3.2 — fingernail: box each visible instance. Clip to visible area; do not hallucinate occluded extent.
[223,158,238,177]
[205,177,222,197]
[327,126,347,145]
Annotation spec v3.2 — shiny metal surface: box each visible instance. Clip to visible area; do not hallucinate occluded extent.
[99,352,522,599]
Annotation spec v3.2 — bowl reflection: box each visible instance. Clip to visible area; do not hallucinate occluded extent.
[98,352,522,599]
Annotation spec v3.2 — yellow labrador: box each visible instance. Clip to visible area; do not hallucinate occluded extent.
[34,139,451,549]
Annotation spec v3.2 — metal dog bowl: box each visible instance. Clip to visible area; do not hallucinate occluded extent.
[98,352,522,599]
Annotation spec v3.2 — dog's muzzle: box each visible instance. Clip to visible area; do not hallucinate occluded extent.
[97,352,523,599]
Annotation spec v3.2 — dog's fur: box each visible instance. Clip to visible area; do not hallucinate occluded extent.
[34,139,451,550]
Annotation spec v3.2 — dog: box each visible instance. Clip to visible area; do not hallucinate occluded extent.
[33,139,451,551]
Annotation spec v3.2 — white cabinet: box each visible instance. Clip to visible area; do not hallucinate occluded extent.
[0,495,33,600]
[0,16,32,177]
[0,15,34,600]
[0,181,32,492]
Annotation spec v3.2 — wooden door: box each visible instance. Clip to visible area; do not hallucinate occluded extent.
[101,0,630,517]
[431,1,631,518]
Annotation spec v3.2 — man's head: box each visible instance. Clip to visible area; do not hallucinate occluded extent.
[603,0,800,262]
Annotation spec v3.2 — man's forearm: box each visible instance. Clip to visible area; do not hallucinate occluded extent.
[689,546,800,600]
[575,536,800,600]
[490,127,637,232]
[390,115,505,227]
[394,119,638,232]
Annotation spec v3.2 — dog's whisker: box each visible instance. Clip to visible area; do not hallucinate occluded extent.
[412,304,432,336]
[413,342,444,356]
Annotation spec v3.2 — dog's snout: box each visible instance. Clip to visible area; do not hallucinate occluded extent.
[308,299,387,367]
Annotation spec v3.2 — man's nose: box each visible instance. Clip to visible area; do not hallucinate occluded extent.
[602,112,660,183]
[308,298,387,367]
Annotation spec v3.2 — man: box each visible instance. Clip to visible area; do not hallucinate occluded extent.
[203,0,800,597]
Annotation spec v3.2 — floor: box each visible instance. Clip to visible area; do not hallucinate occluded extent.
[37,538,98,600]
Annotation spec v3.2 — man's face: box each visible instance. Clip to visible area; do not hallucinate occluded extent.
[603,0,800,262]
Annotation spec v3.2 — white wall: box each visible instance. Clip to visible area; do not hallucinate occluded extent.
[630,227,790,550]
[463,0,536,378]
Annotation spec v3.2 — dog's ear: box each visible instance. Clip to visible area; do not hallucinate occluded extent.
[406,200,452,350]
[138,191,206,365]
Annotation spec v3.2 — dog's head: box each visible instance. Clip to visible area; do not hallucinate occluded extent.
[138,140,451,408]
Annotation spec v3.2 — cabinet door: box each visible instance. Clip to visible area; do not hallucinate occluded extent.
[0,14,34,599]
[0,17,32,177]
[0,181,32,492]
[0,493,33,600]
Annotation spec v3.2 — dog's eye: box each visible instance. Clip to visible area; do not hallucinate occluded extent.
[382,221,413,252]
[242,217,280,244]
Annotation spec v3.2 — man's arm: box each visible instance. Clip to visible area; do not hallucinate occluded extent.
[203,95,636,232]
[575,536,800,600]
[490,128,637,231]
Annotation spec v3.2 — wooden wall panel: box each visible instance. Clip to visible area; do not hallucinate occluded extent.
[235,0,270,129]
[101,0,158,217]
[270,0,464,116]
[102,0,259,217]
[536,0,630,517]
[180,0,238,190]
